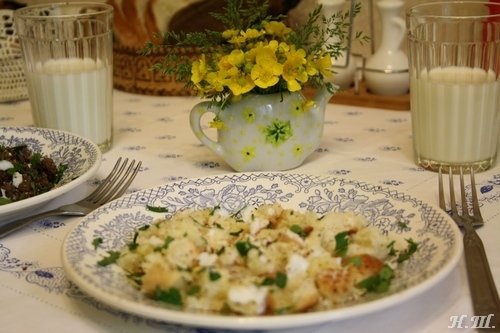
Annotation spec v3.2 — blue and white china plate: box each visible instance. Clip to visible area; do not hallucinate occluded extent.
[62,173,462,330]
[0,126,101,224]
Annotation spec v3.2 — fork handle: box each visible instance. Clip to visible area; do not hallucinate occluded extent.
[0,209,85,239]
[463,225,500,324]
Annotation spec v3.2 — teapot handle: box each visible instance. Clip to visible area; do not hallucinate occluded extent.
[189,102,224,157]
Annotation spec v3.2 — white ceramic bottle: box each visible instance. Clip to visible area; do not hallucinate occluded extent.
[364,0,409,95]
[318,0,356,90]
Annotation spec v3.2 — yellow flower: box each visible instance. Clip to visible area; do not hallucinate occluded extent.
[251,46,282,89]
[206,70,229,92]
[222,29,239,40]
[228,35,247,46]
[282,49,308,91]
[226,72,255,96]
[262,21,292,38]
[227,49,245,68]
[302,100,315,112]
[191,54,207,84]
[209,119,225,129]
[243,28,265,40]
[305,54,318,76]
[316,54,333,78]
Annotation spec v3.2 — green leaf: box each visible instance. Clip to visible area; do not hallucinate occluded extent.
[348,256,362,267]
[358,265,394,293]
[229,229,243,236]
[334,231,349,256]
[235,241,257,256]
[186,285,200,295]
[289,224,306,237]
[0,197,11,205]
[53,164,68,184]
[92,237,103,250]
[397,238,418,263]
[97,251,120,266]
[275,271,287,289]
[209,269,221,281]
[154,286,183,306]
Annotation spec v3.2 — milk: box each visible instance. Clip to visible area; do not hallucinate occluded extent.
[410,66,499,166]
[25,58,113,150]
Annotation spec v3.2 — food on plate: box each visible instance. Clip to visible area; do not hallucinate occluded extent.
[101,203,418,315]
[0,144,67,205]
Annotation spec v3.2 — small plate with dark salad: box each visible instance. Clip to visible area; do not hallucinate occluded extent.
[0,127,101,224]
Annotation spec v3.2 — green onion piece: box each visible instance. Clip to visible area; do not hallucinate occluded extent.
[146,205,168,213]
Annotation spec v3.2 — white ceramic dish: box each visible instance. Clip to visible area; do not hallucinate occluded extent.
[62,172,462,330]
[0,126,102,224]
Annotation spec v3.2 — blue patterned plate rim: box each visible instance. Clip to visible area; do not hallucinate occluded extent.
[61,172,463,330]
[0,126,102,223]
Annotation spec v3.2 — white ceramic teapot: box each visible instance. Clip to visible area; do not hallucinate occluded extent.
[190,87,333,172]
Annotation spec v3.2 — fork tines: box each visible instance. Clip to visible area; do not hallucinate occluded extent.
[438,166,484,228]
[87,157,142,205]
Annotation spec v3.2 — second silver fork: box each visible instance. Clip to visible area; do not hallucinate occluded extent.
[439,166,500,330]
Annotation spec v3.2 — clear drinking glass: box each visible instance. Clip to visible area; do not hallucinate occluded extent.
[14,3,114,153]
[406,1,500,172]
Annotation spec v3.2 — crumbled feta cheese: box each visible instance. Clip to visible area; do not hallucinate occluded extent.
[12,172,23,188]
[250,217,269,235]
[198,252,218,266]
[286,254,309,278]
[227,284,268,314]
[0,160,14,171]
[148,235,165,247]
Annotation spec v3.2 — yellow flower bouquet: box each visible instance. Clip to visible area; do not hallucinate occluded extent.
[139,0,365,109]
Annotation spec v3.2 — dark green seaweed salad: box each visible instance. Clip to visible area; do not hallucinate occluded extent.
[0,144,67,205]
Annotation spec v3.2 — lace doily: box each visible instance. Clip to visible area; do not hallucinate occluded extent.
[0,9,28,102]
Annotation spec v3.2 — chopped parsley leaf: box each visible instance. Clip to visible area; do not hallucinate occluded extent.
[97,251,120,266]
[348,256,362,267]
[397,238,418,263]
[358,264,394,293]
[275,271,287,288]
[235,241,257,256]
[209,269,221,281]
[92,237,103,250]
[334,231,349,256]
[290,224,306,237]
[155,286,183,306]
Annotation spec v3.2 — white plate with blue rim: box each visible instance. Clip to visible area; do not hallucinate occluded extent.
[0,126,101,225]
[62,172,462,330]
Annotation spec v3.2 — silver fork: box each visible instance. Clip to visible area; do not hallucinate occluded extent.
[0,157,142,238]
[439,166,500,329]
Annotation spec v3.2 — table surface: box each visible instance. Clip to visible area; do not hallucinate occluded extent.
[0,90,499,333]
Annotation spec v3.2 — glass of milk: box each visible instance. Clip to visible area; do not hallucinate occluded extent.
[14,3,114,153]
[406,1,500,173]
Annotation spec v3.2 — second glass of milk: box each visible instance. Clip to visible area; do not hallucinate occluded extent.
[15,3,114,153]
[406,1,500,173]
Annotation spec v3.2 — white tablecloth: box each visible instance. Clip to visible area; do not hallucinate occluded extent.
[1,90,499,333]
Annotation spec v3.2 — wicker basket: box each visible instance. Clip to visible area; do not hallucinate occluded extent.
[0,9,28,103]
[112,43,199,96]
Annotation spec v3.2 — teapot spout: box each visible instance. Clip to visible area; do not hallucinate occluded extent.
[310,85,336,113]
